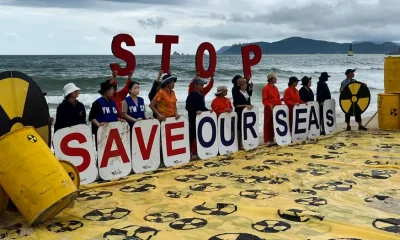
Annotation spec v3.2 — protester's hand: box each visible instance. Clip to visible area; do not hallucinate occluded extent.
[270,105,274,111]
[158,69,163,76]
[196,71,200,77]
[211,72,215,79]
[280,98,284,101]
[226,108,232,113]
[99,122,107,127]
[247,105,253,110]
[295,103,300,106]
[196,111,202,115]
[48,117,54,124]
[118,118,126,122]
[112,71,118,78]
[175,114,181,120]
[136,118,143,121]
[209,110,214,113]
[128,70,134,79]
[158,114,166,121]
[148,116,154,120]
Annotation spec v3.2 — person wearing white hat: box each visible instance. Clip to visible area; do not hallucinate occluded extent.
[54,83,86,132]
[211,85,233,117]
[262,73,281,146]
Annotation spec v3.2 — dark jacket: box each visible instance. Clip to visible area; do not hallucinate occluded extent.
[299,87,315,103]
[316,81,331,103]
[54,99,86,132]
[185,91,209,128]
[232,87,251,128]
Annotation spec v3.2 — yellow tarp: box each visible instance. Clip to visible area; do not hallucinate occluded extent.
[1,130,400,240]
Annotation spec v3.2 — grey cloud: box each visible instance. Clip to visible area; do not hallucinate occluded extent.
[138,17,165,29]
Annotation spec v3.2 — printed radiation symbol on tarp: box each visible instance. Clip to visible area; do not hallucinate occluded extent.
[325,142,346,150]
[83,207,131,221]
[209,171,234,177]
[365,194,393,203]
[277,208,325,222]
[252,220,291,233]
[391,108,398,117]
[144,212,180,223]
[339,82,370,116]
[0,71,50,146]
[190,183,226,192]
[136,176,158,183]
[242,165,271,172]
[377,143,400,149]
[120,183,156,193]
[0,223,32,239]
[354,170,397,179]
[313,180,356,191]
[291,189,317,195]
[46,221,84,233]
[208,233,264,240]
[295,197,328,206]
[263,159,297,166]
[103,225,160,240]
[310,154,338,160]
[372,218,400,234]
[175,174,208,182]
[204,160,231,168]
[165,191,192,199]
[176,163,203,171]
[192,202,237,216]
[169,218,208,230]
[240,190,278,200]
[296,163,340,176]
[77,191,113,201]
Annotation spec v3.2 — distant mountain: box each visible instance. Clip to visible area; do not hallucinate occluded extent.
[221,37,399,54]
[217,46,231,54]
[352,41,400,46]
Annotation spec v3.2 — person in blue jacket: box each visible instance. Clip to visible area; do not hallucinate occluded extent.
[122,81,150,127]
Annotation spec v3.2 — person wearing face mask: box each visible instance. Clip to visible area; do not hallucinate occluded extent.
[284,76,304,129]
[316,72,332,135]
[262,73,281,146]
[299,76,314,103]
[122,81,150,127]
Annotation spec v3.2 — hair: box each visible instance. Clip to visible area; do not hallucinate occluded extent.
[65,93,72,100]
[128,81,140,90]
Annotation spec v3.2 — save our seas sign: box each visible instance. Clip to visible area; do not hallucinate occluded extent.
[53,99,337,185]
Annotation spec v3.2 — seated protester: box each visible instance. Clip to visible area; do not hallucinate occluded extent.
[316,72,332,135]
[148,69,164,118]
[122,81,150,127]
[188,71,214,96]
[54,83,86,132]
[149,74,180,121]
[283,77,304,129]
[232,78,253,149]
[262,73,281,145]
[186,77,213,156]
[211,86,233,117]
[89,80,125,143]
[299,76,314,103]
[109,70,133,118]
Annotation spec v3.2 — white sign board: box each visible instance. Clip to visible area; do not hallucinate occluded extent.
[241,106,259,150]
[218,112,238,155]
[273,105,291,146]
[196,111,219,160]
[53,124,98,185]
[131,119,161,173]
[97,122,131,181]
[292,104,310,143]
[161,117,190,167]
[308,101,321,139]
[323,99,337,134]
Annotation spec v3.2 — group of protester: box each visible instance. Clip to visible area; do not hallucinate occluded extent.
[53,68,367,157]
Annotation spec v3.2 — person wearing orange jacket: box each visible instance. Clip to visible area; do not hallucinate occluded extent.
[262,73,281,145]
[188,71,214,96]
[284,77,304,129]
[211,86,233,116]
[109,70,133,118]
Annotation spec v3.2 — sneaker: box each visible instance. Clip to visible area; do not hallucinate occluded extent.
[358,126,368,131]
[346,126,351,131]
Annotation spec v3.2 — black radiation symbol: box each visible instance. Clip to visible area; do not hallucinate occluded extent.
[0,223,32,239]
[136,176,158,183]
[339,82,370,115]
[295,197,328,206]
[27,134,37,143]
[291,189,317,195]
[175,174,208,182]
[209,171,233,177]
[229,175,260,184]
[0,71,51,146]
[354,170,396,179]
[278,209,324,222]
[263,159,296,166]
[84,207,131,221]
[310,154,338,160]
[192,202,237,216]
[209,233,264,240]
[177,164,203,171]
[144,212,180,223]
[120,183,156,193]
[257,176,289,185]
[372,218,400,234]
[46,221,84,233]
[165,191,192,199]
[169,218,207,230]
[103,225,160,240]
[296,168,330,176]
[240,190,278,200]
[377,143,400,149]
[143,169,171,175]
[365,195,393,203]
[391,108,398,117]
[313,180,355,191]
[77,191,113,201]
[204,160,231,168]
[190,183,226,192]
[252,220,291,233]
[242,165,270,172]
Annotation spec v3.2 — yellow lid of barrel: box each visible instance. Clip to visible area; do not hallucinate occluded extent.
[59,160,81,189]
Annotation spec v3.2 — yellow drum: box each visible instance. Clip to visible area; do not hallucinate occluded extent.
[378,93,400,130]
[384,56,400,93]
[59,160,80,189]
[0,185,9,215]
[0,127,78,225]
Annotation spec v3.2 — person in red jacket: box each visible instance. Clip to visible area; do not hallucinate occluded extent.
[262,73,281,145]
[284,77,304,129]
[211,86,233,116]
[188,71,214,96]
[109,70,133,117]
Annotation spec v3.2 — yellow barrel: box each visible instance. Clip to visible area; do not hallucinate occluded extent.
[0,127,78,225]
[378,93,400,130]
[0,185,9,215]
[59,160,81,189]
[384,56,400,93]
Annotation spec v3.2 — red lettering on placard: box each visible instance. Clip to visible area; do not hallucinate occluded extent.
[241,44,262,79]
[195,42,217,78]
[135,124,158,160]
[100,128,130,168]
[60,133,91,172]
[155,35,179,73]
[165,122,186,156]
[110,34,136,76]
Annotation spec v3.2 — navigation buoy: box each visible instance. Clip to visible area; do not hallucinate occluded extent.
[340,82,371,115]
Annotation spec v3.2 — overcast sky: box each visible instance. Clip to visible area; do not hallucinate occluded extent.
[0,0,398,54]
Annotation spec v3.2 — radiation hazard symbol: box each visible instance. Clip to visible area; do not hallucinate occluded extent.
[192,202,237,216]
[144,212,180,223]
[391,108,398,117]
[296,163,340,176]
[208,233,264,240]
[313,180,356,191]
[240,190,278,200]
[176,163,203,171]
[46,221,83,233]
[365,194,393,203]
[295,197,328,206]
[278,208,325,222]
[83,207,131,221]
[252,220,291,233]
[77,191,112,201]
[190,183,226,192]
[120,183,156,193]
[165,191,192,199]
[291,189,317,195]
[175,174,208,182]
[372,218,400,234]
[242,165,270,172]
[354,170,396,180]
[209,171,233,177]
[263,159,297,166]
[339,82,370,116]
[103,225,160,240]
[0,223,33,240]
[204,160,231,168]
[169,218,208,230]
[27,134,37,143]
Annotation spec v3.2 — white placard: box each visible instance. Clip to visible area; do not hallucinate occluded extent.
[308,101,321,139]
[218,112,238,155]
[292,104,310,143]
[161,117,190,167]
[323,99,337,134]
[196,111,219,160]
[241,106,260,150]
[273,105,292,146]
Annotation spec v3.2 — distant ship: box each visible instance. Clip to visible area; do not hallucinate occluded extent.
[348,44,354,56]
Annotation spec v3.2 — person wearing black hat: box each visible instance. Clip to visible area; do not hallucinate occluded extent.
[340,69,368,131]
[299,76,314,103]
[316,72,332,135]
[284,77,305,129]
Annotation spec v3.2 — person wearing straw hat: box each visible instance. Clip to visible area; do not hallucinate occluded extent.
[262,73,281,146]
[317,72,332,135]
[284,76,305,129]
[299,76,314,103]
[54,83,86,133]
[211,85,233,117]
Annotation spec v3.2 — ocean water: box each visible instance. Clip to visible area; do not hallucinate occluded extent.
[0,54,384,130]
